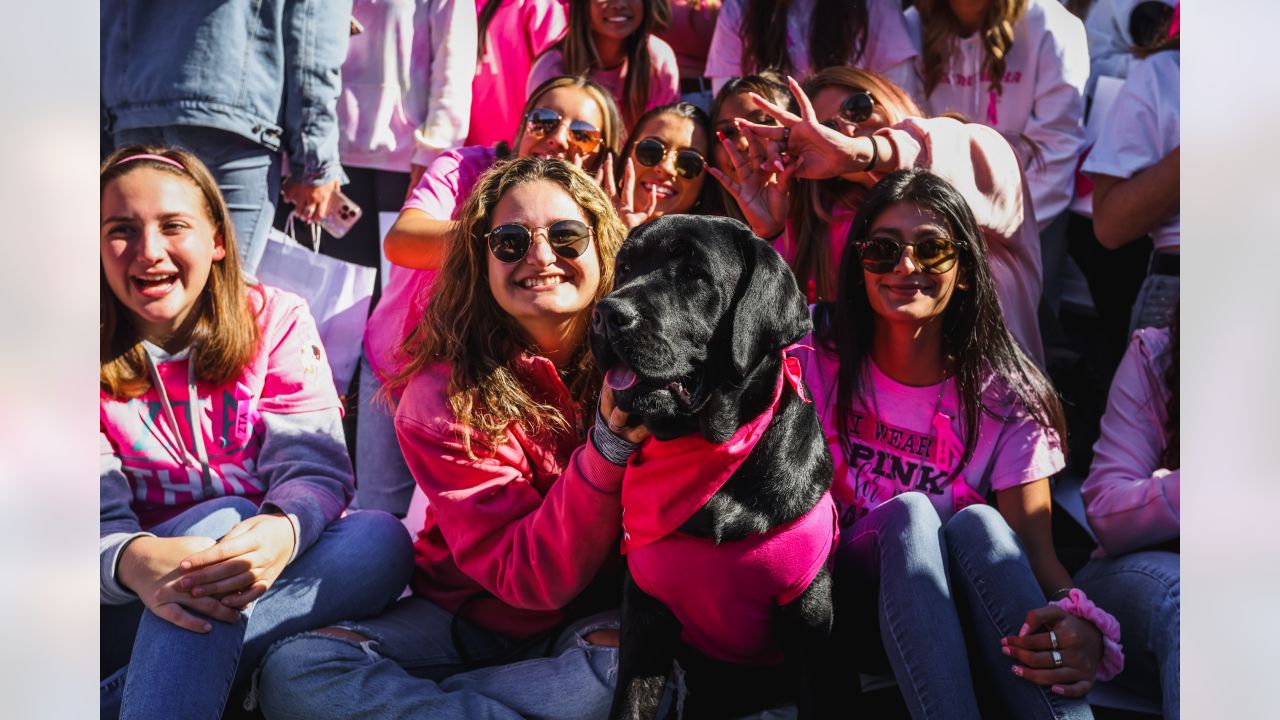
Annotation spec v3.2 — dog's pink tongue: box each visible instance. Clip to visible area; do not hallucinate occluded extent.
[606,366,639,391]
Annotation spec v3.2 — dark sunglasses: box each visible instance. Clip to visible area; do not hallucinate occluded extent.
[525,108,603,156]
[856,237,964,275]
[820,91,875,131]
[484,219,594,264]
[632,137,706,179]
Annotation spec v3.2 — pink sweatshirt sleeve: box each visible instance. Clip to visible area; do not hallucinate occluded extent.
[396,415,625,611]
[1081,328,1180,556]
[647,35,682,109]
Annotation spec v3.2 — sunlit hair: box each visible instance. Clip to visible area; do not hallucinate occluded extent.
[558,0,660,125]
[100,145,260,399]
[615,101,718,215]
[738,0,869,76]
[915,0,1027,97]
[509,75,625,171]
[815,169,1067,480]
[789,67,921,301]
[709,71,791,222]
[389,158,627,458]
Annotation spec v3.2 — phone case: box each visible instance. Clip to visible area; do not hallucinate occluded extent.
[319,191,363,239]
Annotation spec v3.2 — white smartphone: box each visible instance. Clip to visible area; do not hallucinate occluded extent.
[319,190,363,239]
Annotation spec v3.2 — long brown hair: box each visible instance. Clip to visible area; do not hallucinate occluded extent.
[389,158,627,457]
[790,67,920,302]
[559,0,659,125]
[100,145,260,399]
[916,0,1027,97]
[510,75,625,170]
[738,0,869,76]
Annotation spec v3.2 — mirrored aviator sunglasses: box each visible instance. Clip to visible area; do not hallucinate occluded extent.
[856,237,963,275]
[485,219,595,264]
[525,107,603,156]
[633,138,706,179]
[820,91,875,130]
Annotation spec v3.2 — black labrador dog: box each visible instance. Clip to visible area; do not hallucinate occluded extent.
[591,215,846,719]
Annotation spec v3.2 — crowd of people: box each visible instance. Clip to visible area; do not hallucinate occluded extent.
[99,1,1181,718]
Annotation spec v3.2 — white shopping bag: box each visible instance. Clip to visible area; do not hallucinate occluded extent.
[256,217,375,394]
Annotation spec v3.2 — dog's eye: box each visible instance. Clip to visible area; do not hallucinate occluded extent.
[617,261,630,278]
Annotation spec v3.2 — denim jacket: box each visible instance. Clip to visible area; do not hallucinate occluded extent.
[101,0,352,184]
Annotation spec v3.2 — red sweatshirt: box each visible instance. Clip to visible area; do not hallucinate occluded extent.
[394,354,624,640]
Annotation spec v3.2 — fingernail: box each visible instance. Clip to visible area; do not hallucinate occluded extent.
[773,160,785,173]
[1000,637,1009,646]
[715,130,726,142]
[1019,623,1030,637]
[1001,646,1011,656]
[1011,665,1023,677]
[179,577,192,588]
[192,587,204,597]
[203,623,212,632]
[1051,685,1065,695]
[180,561,191,570]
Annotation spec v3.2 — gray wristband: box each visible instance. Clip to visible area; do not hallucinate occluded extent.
[591,409,640,466]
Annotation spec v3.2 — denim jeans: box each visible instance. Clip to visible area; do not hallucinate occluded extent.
[1129,272,1179,333]
[1075,551,1180,719]
[100,497,414,720]
[258,596,619,719]
[834,494,1092,720]
[112,126,283,276]
[354,355,417,517]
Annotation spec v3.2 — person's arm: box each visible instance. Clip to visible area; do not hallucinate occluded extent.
[395,414,628,612]
[408,0,478,175]
[1082,328,1179,555]
[997,480,1074,596]
[1014,15,1089,229]
[280,0,353,221]
[703,0,743,93]
[649,36,682,108]
[385,208,456,270]
[1088,147,1179,249]
[100,430,153,605]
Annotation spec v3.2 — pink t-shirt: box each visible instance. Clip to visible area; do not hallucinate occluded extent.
[527,35,681,126]
[627,492,838,665]
[468,0,569,148]
[656,0,722,79]
[363,145,499,383]
[799,342,1064,528]
[100,286,341,530]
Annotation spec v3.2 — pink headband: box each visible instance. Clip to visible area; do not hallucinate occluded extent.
[114,153,186,171]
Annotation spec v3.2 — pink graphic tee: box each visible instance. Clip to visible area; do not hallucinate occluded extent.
[468,0,569,148]
[100,286,341,530]
[799,342,1064,527]
[363,144,499,384]
[527,35,681,126]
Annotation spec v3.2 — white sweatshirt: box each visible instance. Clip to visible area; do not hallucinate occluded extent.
[337,0,477,172]
[905,0,1088,230]
[1083,0,1176,96]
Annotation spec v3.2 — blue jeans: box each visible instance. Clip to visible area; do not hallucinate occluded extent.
[1075,551,1179,719]
[258,596,619,719]
[834,494,1091,719]
[100,497,414,720]
[354,355,416,517]
[1129,272,1178,333]
[112,126,282,276]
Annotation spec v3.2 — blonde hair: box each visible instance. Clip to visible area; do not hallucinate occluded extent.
[389,158,626,457]
[790,68,921,301]
[915,0,1027,98]
[100,145,260,399]
[512,75,625,170]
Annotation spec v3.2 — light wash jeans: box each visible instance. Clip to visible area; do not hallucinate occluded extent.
[354,355,416,517]
[100,496,414,720]
[1129,272,1179,333]
[258,596,619,719]
[1075,550,1180,719]
[833,493,1092,720]
[112,126,283,276]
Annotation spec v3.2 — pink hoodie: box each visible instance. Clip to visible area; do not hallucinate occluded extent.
[467,0,569,148]
[1082,327,1179,557]
[774,116,1046,367]
[394,355,624,640]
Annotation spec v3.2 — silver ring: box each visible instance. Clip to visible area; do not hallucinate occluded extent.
[1051,650,1063,668]
[1049,630,1059,652]
[780,127,791,151]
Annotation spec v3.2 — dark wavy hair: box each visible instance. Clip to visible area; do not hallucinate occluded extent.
[815,169,1067,480]
[738,0,868,76]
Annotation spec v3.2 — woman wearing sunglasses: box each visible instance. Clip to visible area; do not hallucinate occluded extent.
[355,75,622,517]
[603,101,714,227]
[800,169,1116,718]
[705,71,790,227]
[259,157,649,718]
[723,68,1047,366]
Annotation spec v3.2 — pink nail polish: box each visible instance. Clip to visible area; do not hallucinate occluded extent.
[1051,685,1064,695]
[192,587,203,596]
[1019,623,1030,637]
[1011,666,1023,677]
[1001,646,1011,656]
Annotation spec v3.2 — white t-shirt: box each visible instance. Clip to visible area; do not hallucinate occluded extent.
[1082,50,1180,252]
[905,0,1088,229]
[704,0,920,100]
[1083,0,1176,96]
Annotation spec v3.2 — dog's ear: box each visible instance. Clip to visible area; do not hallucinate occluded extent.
[723,223,813,379]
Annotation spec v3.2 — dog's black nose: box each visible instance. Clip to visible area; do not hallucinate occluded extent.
[593,303,636,336]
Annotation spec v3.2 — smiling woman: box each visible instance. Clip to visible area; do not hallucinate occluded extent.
[608,101,714,227]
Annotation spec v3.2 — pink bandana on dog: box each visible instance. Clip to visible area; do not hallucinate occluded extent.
[620,345,810,555]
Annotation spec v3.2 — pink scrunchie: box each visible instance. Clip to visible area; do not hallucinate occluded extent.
[1051,588,1125,682]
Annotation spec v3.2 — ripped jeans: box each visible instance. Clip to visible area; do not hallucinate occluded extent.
[257,596,619,719]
